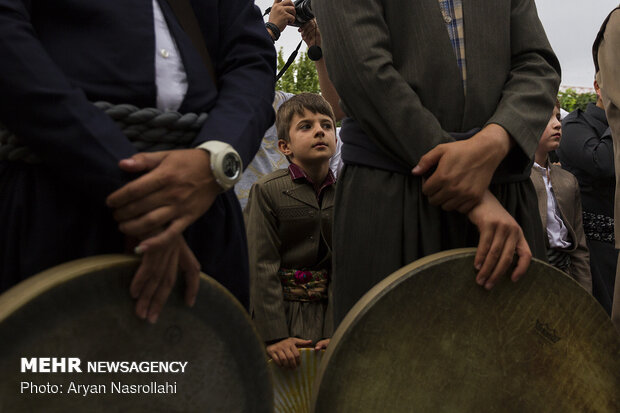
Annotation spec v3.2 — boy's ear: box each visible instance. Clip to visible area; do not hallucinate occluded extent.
[278,139,293,158]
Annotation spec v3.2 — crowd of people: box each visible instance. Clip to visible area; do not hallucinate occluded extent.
[0,0,619,373]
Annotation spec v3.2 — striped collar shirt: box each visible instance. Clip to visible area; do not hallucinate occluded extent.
[438,0,467,91]
[288,163,336,201]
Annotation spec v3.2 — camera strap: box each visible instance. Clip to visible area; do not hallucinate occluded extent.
[163,0,217,85]
[276,40,303,81]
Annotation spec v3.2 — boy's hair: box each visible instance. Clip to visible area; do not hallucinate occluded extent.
[555,98,560,110]
[276,93,336,142]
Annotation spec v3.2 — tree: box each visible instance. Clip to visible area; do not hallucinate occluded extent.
[276,48,320,94]
[558,89,597,112]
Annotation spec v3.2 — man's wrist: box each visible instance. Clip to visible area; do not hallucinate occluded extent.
[265,22,280,42]
[195,141,243,192]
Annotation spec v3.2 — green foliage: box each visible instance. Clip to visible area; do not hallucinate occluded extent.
[276,48,320,94]
[558,89,597,112]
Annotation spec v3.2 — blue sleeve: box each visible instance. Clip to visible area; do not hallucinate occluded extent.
[192,0,277,168]
[0,0,137,201]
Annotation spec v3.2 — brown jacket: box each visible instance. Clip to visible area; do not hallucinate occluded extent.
[244,169,334,342]
[595,6,620,331]
[530,164,592,293]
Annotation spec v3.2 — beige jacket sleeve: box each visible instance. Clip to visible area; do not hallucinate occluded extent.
[244,181,288,343]
[566,174,593,293]
[595,7,620,331]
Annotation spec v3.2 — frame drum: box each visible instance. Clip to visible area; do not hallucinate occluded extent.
[312,249,620,412]
[0,255,273,412]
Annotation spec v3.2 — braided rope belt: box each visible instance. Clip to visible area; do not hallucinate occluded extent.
[0,101,208,163]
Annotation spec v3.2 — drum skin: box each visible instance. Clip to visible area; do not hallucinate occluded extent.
[311,249,620,413]
[0,255,273,412]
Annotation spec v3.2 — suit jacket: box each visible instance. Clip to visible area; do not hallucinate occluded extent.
[530,164,592,293]
[244,169,334,342]
[314,0,560,179]
[557,103,614,216]
[0,0,276,305]
[595,6,620,331]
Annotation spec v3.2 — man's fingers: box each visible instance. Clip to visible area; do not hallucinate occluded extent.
[476,226,506,286]
[107,169,168,208]
[147,261,178,324]
[511,235,532,282]
[118,206,176,239]
[484,230,518,290]
[136,218,191,253]
[118,151,169,173]
[411,146,444,176]
[474,223,494,272]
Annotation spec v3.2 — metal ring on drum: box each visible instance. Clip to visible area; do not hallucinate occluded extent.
[311,248,620,412]
[0,255,273,412]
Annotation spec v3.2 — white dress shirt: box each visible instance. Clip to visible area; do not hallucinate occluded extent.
[533,161,572,249]
[153,0,188,112]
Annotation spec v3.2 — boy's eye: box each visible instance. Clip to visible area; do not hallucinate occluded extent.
[299,123,311,130]
[322,123,333,129]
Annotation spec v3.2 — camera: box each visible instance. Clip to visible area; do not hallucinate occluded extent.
[292,0,314,27]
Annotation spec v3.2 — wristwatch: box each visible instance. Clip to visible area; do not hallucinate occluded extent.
[196,140,243,191]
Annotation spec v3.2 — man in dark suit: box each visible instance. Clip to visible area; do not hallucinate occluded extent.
[0,0,276,322]
[314,0,561,324]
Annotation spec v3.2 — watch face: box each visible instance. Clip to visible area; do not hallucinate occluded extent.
[222,153,241,179]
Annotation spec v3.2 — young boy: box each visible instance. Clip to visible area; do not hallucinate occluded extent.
[244,93,336,368]
[530,101,592,293]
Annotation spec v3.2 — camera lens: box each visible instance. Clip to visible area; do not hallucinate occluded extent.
[293,0,313,27]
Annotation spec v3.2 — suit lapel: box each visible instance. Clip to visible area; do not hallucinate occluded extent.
[283,183,319,209]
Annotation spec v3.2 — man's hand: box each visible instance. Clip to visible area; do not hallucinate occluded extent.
[269,0,295,32]
[106,149,221,252]
[267,337,313,369]
[412,124,512,213]
[314,338,330,350]
[299,19,320,48]
[132,236,200,323]
[467,191,532,290]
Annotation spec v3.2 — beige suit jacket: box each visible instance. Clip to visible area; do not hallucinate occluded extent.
[596,6,620,331]
[244,169,334,342]
[530,164,592,293]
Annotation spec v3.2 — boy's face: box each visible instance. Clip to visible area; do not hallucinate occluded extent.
[278,108,336,166]
[538,106,562,154]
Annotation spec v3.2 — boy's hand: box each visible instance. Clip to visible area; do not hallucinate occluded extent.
[314,338,330,350]
[412,124,512,213]
[106,149,221,252]
[467,191,532,290]
[267,337,313,369]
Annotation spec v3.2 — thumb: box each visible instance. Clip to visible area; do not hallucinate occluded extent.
[118,151,170,173]
[411,146,444,176]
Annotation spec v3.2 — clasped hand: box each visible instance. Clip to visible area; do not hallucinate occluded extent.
[106,149,222,322]
[412,124,512,213]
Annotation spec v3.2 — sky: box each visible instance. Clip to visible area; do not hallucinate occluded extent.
[254,0,619,89]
